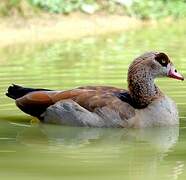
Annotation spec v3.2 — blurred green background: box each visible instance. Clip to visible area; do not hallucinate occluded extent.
[1,0,186,19]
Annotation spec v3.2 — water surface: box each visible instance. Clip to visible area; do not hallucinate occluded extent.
[0,20,186,179]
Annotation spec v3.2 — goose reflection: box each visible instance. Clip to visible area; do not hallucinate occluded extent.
[1,121,183,180]
[17,123,179,153]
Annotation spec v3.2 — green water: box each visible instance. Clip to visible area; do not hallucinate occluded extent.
[0,20,186,179]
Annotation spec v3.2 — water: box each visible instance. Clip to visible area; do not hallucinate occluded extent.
[0,20,186,179]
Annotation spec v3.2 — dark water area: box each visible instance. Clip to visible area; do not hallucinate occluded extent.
[0,20,186,179]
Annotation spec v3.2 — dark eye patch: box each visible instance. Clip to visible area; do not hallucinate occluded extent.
[155,52,170,67]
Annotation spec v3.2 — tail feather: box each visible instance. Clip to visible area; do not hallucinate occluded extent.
[6,84,52,100]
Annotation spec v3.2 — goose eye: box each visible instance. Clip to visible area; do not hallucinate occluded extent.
[160,59,168,67]
[155,52,170,67]
[162,60,166,64]
[158,59,167,67]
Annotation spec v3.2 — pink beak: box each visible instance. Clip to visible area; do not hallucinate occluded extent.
[167,64,184,81]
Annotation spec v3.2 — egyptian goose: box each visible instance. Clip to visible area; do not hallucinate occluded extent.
[6,52,184,128]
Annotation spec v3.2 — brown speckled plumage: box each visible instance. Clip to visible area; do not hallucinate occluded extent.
[128,52,164,108]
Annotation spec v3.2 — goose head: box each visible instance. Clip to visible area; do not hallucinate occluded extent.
[127,52,184,108]
[128,52,184,81]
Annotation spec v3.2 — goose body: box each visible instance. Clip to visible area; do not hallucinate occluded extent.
[43,94,178,128]
[6,52,184,128]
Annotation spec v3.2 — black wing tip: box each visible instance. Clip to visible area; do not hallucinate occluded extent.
[6,84,24,100]
[6,84,53,100]
[5,92,15,99]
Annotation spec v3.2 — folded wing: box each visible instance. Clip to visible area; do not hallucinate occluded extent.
[15,86,135,126]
